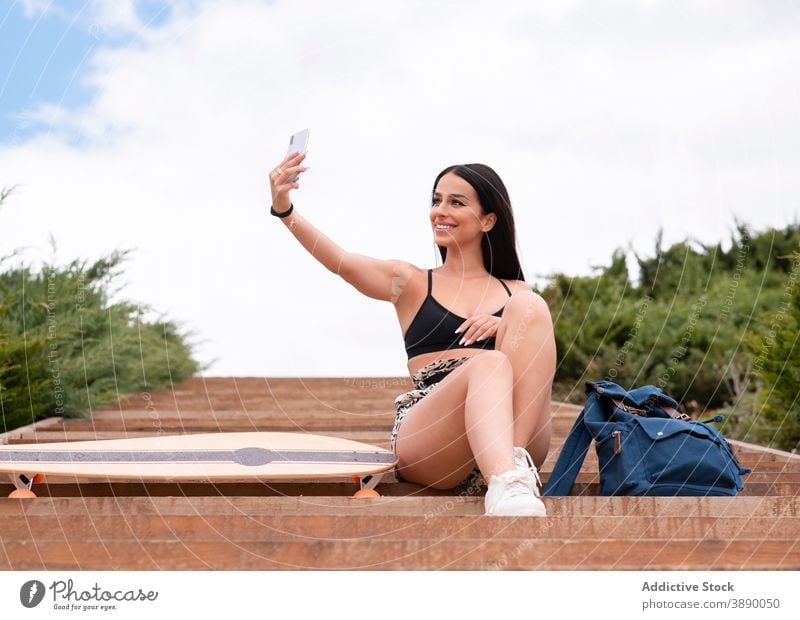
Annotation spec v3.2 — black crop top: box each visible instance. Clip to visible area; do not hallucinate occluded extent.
[404,269,513,360]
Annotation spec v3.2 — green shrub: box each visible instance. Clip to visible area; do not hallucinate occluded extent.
[741,250,800,452]
[544,220,800,451]
[1,188,207,433]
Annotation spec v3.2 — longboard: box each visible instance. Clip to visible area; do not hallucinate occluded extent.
[0,432,398,498]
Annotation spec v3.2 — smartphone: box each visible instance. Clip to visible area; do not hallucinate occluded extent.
[286,128,310,182]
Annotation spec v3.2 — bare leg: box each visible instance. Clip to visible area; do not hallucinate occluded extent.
[494,289,557,469]
[393,351,517,489]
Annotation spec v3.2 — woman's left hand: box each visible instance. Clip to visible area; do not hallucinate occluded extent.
[455,315,501,346]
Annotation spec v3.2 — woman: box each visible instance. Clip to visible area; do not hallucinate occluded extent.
[268,150,557,517]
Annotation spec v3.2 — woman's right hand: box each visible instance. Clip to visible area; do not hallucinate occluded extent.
[269,150,309,214]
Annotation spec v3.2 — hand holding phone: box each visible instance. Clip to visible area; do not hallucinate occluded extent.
[285,128,309,182]
[268,129,310,214]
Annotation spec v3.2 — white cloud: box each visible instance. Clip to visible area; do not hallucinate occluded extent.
[21,0,184,36]
[2,0,799,376]
[20,0,60,19]
[86,0,143,36]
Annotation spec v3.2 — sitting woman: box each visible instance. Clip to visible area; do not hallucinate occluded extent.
[268,151,556,517]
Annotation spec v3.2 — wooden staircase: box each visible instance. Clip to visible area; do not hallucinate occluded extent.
[1,376,798,570]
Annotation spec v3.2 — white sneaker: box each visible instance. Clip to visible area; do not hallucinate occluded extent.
[484,466,547,517]
[513,446,544,497]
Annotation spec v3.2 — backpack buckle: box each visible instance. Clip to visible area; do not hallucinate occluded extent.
[611,397,690,420]
[610,397,647,415]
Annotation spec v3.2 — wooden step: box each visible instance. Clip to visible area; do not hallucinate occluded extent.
[0,481,451,497]
[6,376,790,571]
[2,496,797,517]
[6,513,799,542]
[50,415,588,435]
[45,419,398,433]
[2,539,796,570]
[1,479,794,497]
[89,403,584,421]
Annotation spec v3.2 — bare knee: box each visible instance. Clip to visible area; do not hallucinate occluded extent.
[507,288,546,311]
[466,349,511,377]
[502,290,552,330]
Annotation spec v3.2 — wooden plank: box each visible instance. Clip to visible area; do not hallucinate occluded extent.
[53,418,778,444]
[48,420,398,433]
[2,496,797,517]
[728,439,800,462]
[2,539,796,570]
[0,417,63,445]
[6,515,798,542]
[86,409,578,424]
[0,479,795,498]
[0,481,451,497]
[35,420,796,456]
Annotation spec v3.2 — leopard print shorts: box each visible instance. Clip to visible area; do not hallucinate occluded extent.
[390,355,486,490]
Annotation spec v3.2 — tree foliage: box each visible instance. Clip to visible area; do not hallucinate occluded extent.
[1,187,207,433]
[540,218,800,451]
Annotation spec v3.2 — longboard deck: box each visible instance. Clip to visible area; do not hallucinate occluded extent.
[0,432,398,481]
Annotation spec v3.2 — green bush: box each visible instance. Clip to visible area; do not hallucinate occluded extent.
[1,188,207,433]
[741,250,800,452]
[542,219,800,451]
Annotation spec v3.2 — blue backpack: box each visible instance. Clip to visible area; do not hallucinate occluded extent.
[543,380,752,497]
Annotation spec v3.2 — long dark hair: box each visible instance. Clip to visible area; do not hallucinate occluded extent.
[432,163,526,281]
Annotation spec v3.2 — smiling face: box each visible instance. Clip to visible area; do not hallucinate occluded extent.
[430,172,496,245]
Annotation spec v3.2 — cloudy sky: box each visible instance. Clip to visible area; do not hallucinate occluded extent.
[1,0,798,377]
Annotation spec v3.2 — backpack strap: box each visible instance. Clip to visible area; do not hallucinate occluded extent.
[542,407,593,496]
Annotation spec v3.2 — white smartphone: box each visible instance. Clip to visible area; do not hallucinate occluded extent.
[286,128,310,182]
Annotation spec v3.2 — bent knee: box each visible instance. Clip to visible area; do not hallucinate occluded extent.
[506,289,550,318]
[467,349,511,375]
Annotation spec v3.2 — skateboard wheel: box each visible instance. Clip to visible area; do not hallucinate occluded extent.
[353,488,380,498]
[8,489,37,499]
[32,473,45,484]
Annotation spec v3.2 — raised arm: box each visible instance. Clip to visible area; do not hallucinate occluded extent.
[269,150,348,275]
[339,253,415,303]
[268,151,414,302]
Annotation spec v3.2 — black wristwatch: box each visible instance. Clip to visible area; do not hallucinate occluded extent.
[270,202,294,218]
